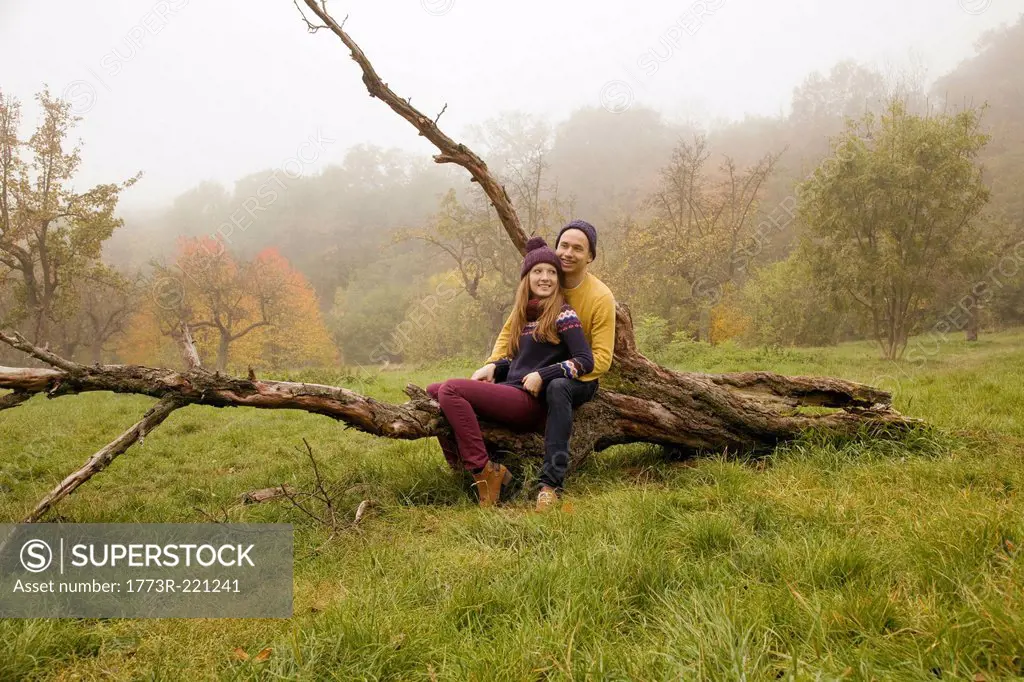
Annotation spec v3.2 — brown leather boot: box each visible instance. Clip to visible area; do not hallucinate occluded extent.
[535,485,558,512]
[471,461,512,507]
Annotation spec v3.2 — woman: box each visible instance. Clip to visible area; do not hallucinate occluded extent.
[427,236,594,508]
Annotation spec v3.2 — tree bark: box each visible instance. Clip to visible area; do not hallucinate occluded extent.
[217,333,230,372]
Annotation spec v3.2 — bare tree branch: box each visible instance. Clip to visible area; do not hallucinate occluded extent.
[297,0,528,255]
[23,396,183,522]
[176,322,202,370]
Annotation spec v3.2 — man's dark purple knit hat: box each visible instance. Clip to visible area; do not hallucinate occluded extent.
[557,219,597,258]
[520,236,563,279]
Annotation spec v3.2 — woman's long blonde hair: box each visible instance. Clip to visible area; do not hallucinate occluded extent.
[507,271,566,357]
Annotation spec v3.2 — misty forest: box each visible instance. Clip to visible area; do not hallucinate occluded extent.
[2,1,1024,680]
[3,14,1023,372]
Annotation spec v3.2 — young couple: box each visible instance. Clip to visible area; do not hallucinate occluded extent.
[427,219,616,511]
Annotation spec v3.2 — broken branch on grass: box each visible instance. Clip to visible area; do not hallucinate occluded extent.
[354,499,374,525]
[240,484,298,504]
[24,396,183,522]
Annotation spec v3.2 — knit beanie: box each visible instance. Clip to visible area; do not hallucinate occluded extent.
[556,219,597,259]
[520,236,562,279]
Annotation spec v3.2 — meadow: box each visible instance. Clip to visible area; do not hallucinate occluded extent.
[1,330,1023,680]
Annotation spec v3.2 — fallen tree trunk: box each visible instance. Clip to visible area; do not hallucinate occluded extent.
[1,304,913,464]
[0,299,915,524]
[0,6,920,520]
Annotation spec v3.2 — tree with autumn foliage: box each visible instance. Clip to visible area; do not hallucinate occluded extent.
[125,239,336,371]
[231,248,338,370]
[152,236,287,370]
[0,88,139,348]
[614,134,781,342]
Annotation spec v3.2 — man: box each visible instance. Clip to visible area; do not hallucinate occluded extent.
[471,219,616,511]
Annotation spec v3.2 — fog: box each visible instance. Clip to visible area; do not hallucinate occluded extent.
[1,0,1017,210]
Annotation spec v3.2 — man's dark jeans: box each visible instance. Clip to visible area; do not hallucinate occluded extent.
[541,377,599,490]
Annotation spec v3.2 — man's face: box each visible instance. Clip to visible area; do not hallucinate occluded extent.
[555,229,592,276]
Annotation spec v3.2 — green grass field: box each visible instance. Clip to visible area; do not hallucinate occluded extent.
[2,331,1024,680]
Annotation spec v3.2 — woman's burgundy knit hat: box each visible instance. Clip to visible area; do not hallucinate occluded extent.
[520,236,562,279]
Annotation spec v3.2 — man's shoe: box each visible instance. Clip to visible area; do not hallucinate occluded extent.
[471,461,512,507]
[535,485,558,512]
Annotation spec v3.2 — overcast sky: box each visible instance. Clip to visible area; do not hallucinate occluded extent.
[1,0,1020,210]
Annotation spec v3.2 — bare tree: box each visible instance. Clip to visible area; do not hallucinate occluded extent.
[51,263,141,363]
[617,134,781,340]
[469,112,571,235]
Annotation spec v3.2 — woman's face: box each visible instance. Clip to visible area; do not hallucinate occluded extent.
[528,263,559,299]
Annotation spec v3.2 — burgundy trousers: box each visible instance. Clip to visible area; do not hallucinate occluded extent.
[426,379,546,472]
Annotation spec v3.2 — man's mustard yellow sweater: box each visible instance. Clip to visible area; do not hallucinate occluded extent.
[486,272,616,382]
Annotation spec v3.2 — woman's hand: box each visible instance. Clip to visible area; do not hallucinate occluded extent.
[470,363,496,382]
[521,372,543,397]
